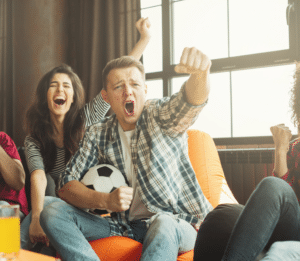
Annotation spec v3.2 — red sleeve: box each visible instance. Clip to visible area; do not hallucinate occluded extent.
[0,132,21,161]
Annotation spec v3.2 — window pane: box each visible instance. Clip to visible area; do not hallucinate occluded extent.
[146,79,163,100]
[141,0,161,9]
[232,64,297,137]
[172,0,228,63]
[172,73,231,138]
[229,0,289,57]
[141,5,162,73]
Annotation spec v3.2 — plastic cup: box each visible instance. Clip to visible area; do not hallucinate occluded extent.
[0,205,20,260]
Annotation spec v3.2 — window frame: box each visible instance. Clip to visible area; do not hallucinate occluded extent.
[142,0,300,145]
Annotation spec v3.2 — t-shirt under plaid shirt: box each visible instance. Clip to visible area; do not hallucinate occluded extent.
[57,83,213,238]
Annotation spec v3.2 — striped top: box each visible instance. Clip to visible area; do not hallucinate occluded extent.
[24,93,110,184]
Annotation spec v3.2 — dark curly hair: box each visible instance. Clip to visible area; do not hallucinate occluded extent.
[25,64,85,173]
[289,62,300,198]
[290,63,300,133]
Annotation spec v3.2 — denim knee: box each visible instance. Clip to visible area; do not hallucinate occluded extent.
[258,176,295,198]
[0,201,10,206]
[149,213,179,232]
[40,201,68,230]
[262,241,300,261]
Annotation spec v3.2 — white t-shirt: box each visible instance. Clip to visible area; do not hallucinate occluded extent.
[118,123,154,221]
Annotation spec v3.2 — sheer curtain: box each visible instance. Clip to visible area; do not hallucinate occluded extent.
[0,0,140,146]
[67,0,141,101]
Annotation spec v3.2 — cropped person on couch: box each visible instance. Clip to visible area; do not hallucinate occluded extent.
[218,63,300,261]
[20,17,151,253]
[0,132,28,220]
[39,46,213,261]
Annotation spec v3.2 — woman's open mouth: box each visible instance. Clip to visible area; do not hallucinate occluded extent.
[54,98,66,106]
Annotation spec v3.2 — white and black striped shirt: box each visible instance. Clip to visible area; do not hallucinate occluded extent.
[24,93,110,184]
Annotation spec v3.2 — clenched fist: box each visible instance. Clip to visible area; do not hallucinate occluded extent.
[175,47,211,74]
[270,124,292,153]
[136,17,151,40]
[106,186,133,212]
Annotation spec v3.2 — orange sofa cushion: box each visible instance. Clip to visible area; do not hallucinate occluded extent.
[57,130,237,261]
[187,129,237,208]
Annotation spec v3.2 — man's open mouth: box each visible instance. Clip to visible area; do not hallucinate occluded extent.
[54,98,66,105]
[125,101,134,115]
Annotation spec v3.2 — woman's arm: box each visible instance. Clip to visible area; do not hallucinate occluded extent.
[270,124,292,177]
[29,169,49,246]
[129,17,151,60]
[24,136,50,246]
[30,169,47,220]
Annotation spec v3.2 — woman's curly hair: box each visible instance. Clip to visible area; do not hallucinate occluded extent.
[289,62,300,198]
[290,62,300,134]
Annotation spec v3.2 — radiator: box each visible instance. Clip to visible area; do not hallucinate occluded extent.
[218,148,275,205]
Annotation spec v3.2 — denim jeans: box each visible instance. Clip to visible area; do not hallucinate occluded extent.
[221,176,300,261]
[141,212,197,261]
[40,200,197,261]
[0,200,25,221]
[20,196,63,250]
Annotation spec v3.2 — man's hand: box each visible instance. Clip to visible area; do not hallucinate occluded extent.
[175,47,211,105]
[136,17,151,40]
[270,124,292,153]
[105,186,133,212]
[175,47,211,75]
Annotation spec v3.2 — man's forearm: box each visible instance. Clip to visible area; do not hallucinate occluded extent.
[58,180,109,210]
[185,71,210,106]
[0,146,25,191]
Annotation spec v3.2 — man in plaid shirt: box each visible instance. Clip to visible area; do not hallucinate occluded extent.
[40,47,213,261]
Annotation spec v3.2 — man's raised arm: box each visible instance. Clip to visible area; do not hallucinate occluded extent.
[175,47,211,106]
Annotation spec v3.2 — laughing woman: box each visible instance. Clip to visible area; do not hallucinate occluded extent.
[20,18,151,253]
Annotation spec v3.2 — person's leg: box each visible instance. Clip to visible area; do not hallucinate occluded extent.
[222,177,300,261]
[40,200,111,261]
[194,203,244,261]
[0,201,12,216]
[141,213,197,261]
[0,201,25,221]
[20,196,63,250]
[0,200,10,206]
[260,241,300,261]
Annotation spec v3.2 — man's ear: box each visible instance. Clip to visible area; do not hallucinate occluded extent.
[144,84,147,95]
[101,89,110,104]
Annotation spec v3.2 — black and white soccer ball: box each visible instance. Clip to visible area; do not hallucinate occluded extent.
[81,164,128,214]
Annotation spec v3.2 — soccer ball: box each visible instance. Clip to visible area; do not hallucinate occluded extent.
[81,164,128,214]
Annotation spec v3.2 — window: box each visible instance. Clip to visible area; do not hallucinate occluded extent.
[141,0,300,145]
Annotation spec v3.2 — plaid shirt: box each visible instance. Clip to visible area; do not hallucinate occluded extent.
[57,83,213,238]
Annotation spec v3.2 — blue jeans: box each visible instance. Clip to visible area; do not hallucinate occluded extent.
[20,196,62,250]
[40,201,196,261]
[222,177,300,261]
[141,212,197,261]
[0,200,25,220]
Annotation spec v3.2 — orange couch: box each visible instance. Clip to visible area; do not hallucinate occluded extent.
[58,130,238,261]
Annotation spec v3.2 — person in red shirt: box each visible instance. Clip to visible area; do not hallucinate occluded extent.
[0,132,28,219]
